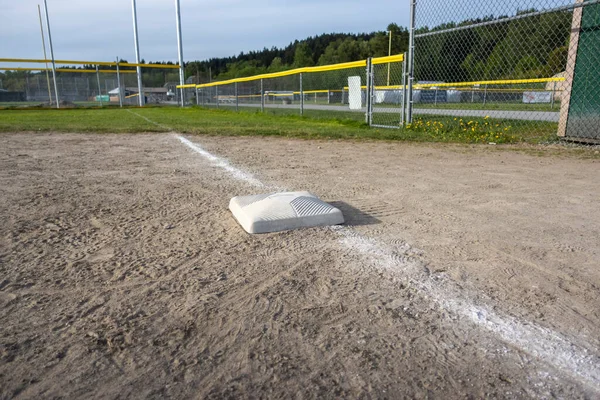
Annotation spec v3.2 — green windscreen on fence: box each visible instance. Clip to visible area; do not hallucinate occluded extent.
[567,2,600,140]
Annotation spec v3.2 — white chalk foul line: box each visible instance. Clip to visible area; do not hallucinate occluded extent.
[176,136,266,188]
[172,134,599,391]
[125,111,265,188]
[331,226,600,392]
[126,109,172,131]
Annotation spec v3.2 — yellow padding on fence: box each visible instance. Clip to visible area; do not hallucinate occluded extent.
[187,60,368,89]
[372,54,404,64]
[415,77,565,88]
[125,93,140,99]
[0,58,180,69]
[182,56,407,89]
[0,67,136,74]
[341,77,566,91]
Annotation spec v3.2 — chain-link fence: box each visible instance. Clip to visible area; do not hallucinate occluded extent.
[180,56,406,128]
[408,0,600,141]
[0,59,184,108]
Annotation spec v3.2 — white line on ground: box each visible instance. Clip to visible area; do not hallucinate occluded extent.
[126,109,172,131]
[176,136,266,188]
[330,225,600,392]
[127,111,599,392]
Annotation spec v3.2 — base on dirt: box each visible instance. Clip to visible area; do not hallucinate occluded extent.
[229,191,344,234]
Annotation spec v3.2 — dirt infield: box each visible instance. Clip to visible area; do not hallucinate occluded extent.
[1,132,599,398]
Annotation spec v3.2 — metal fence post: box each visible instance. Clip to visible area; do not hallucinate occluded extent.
[235,82,239,112]
[483,84,487,106]
[215,86,219,109]
[196,87,199,106]
[300,73,304,116]
[401,53,407,125]
[407,0,416,124]
[551,81,556,109]
[366,57,373,126]
[116,58,123,107]
[260,78,265,112]
[328,90,331,104]
[96,65,103,107]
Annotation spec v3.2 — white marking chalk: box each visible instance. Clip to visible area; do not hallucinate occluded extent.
[171,134,599,391]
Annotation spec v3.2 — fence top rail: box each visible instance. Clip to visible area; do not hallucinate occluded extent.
[183,55,406,89]
[0,67,136,74]
[188,59,374,89]
[415,77,565,88]
[372,54,405,65]
[0,58,180,69]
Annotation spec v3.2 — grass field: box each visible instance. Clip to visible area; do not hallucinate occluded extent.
[0,106,561,144]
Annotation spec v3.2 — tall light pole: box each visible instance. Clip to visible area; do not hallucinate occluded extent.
[175,0,185,107]
[131,0,144,106]
[37,5,53,104]
[387,30,392,86]
[43,0,59,108]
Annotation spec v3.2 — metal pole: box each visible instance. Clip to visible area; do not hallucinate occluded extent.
[43,0,59,108]
[366,58,372,125]
[551,81,556,109]
[96,66,103,107]
[235,82,239,112]
[483,84,487,106]
[215,86,219,109]
[401,53,407,125]
[407,0,416,123]
[37,5,53,104]
[369,59,375,126]
[116,57,123,107]
[387,30,392,86]
[434,88,438,106]
[260,79,264,112]
[131,0,144,106]
[196,87,199,105]
[300,73,304,116]
[95,65,103,107]
[175,0,185,107]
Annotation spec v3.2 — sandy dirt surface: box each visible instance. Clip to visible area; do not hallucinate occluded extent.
[1,132,599,399]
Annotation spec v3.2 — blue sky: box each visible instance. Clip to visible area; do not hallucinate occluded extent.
[0,0,410,64]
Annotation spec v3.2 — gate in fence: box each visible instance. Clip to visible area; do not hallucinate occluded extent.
[367,54,408,129]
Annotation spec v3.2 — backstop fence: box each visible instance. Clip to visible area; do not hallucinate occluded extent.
[0,58,182,108]
[408,0,600,141]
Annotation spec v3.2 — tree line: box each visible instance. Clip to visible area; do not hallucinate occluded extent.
[414,9,571,82]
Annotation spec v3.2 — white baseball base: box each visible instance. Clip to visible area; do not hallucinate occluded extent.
[229,191,344,234]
